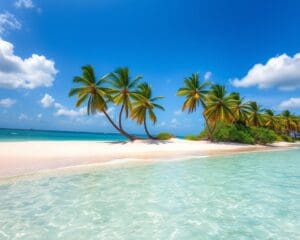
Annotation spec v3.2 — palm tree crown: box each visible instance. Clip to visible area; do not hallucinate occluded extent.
[230,92,251,123]
[204,84,236,124]
[247,101,264,127]
[69,65,109,114]
[106,67,142,118]
[176,73,210,112]
[131,83,164,139]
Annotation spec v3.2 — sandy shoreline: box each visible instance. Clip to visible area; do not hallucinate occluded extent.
[0,139,299,179]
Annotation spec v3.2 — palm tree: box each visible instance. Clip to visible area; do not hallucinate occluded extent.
[246,101,264,127]
[69,65,135,141]
[204,84,236,134]
[131,83,164,139]
[263,109,279,131]
[176,73,211,137]
[106,67,142,135]
[230,92,251,124]
[281,110,297,137]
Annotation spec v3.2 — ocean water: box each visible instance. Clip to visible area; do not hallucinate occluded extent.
[0,128,128,142]
[0,148,299,239]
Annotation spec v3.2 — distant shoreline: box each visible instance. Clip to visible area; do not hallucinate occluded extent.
[1,139,299,181]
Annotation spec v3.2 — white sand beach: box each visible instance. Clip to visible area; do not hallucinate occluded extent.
[0,139,299,179]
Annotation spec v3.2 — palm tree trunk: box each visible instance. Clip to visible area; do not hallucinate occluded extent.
[143,116,156,139]
[117,104,140,140]
[102,109,135,141]
[203,114,213,141]
[119,104,124,130]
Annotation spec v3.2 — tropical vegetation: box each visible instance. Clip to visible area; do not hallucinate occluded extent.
[69,66,300,144]
[176,73,300,144]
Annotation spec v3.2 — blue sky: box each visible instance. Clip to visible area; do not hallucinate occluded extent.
[0,0,300,135]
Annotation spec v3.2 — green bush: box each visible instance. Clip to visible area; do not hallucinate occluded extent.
[250,127,277,145]
[198,129,209,140]
[184,134,200,141]
[276,134,294,142]
[212,122,255,144]
[156,132,175,140]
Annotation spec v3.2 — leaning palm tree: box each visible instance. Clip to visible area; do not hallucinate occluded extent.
[246,101,264,127]
[263,109,279,131]
[69,65,135,141]
[230,92,251,124]
[131,83,164,139]
[105,67,142,134]
[204,84,236,135]
[176,73,211,137]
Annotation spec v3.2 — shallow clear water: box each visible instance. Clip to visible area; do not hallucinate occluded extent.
[0,148,299,239]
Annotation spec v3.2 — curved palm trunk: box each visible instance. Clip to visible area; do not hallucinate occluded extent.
[118,104,125,130]
[203,114,213,141]
[103,109,135,141]
[118,104,141,140]
[143,116,156,139]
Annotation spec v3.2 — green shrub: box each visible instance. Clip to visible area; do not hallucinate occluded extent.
[277,134,294,142]
[184,134,200,141]
[250,127,277,145]
[212,122,255,144]
[198,129,209,140]
[156,132,175,140]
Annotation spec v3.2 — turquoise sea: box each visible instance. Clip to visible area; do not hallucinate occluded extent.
[0,128,128,142]
[0,148,299,239]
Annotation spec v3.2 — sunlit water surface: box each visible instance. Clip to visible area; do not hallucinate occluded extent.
[0,148,299,239]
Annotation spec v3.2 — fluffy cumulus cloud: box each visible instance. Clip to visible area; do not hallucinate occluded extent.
[231,53,300,91]
[55,107,86,117]
[41,94,55,108]
[15,0,35,8]
[0,12,21,35]
[0,98,16,107]
[0,38,58,89]
[278,97,300,110]
[40,93,87,117]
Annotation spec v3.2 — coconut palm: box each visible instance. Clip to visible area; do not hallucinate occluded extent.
[281,110,297,137]
[69,65,135,141]
[176,73,211,137]
[131,83,164,139]
[204,84,236,133]
[246,101,264,127]
[230,92,251,124]
[176,73,210,112]
[105,67,142,136]
[263,109,279,131]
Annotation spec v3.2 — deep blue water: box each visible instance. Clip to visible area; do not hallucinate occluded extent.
[0,128,130,142]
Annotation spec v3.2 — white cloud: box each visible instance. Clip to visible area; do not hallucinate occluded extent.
[41,93,55,108]
[55,107,86,117]
[15,0,34,8]
[204,71,212,80]
[0,38,58,89]
[278,97,300,110]
[0,12,21,35]
[18,113,28,120]
[231,53,300,91]
[0,98,16,107]
[40,93,87,118]
[96,107,115,117]
[37,113,42,118]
